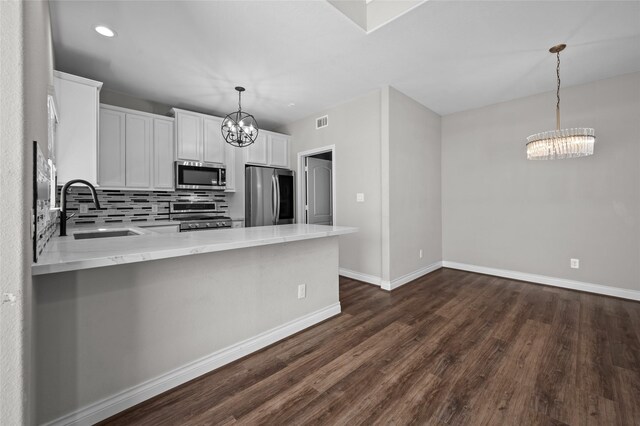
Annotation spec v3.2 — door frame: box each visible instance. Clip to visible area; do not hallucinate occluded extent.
[296,145,336,225]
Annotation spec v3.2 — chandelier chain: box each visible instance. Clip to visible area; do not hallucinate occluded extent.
[556,51,561,130]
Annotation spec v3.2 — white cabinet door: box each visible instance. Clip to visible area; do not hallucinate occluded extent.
[268,134,289,168]
[125,114,152,188]
[54,72,102,185]
[203,116,225,164]
[224,142,236,192]
[176,110,202,161]
[98,108,126,187]
[141,224,180,233]
[154,119,174,190]
[245,132,268,165]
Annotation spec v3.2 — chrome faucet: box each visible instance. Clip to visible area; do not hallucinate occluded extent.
[60,179,101,236]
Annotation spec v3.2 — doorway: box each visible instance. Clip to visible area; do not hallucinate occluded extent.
[296,145,336,225]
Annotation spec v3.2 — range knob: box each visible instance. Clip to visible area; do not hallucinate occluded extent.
[188,224,196,229]
[205,223,213,228]
[217,222,224,227]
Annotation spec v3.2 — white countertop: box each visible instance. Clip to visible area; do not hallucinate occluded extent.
[32,224,357,276]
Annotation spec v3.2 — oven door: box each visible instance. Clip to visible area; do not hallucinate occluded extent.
[175,161,226,190]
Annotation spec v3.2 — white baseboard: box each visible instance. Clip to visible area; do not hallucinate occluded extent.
[442,261,640,302]
[43,303,342,426]
[339,267,381,286]
[381,261,443,291]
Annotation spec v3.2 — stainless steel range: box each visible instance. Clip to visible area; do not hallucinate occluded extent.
[169,202,232,232]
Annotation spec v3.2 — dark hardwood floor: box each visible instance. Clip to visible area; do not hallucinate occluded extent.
[101,268,640,425]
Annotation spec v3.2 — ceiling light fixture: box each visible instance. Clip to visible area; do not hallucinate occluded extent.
[526,44,595,160]
[94,25,116,38]
[221,87,259,148]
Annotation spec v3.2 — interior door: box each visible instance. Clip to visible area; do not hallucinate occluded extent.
[305,157,332,225]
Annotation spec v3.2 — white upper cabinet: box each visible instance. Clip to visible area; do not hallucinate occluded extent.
[98,108,126,187]
[54,71,103,185]
[173,108,227,165]
[203,116,225,164]
[99,104,174,191]
[153,119,174,190]
[224,143,237,192]
[268,133,289,168]
[125,114,152,188]
[244,131,290,169]
[175,109,202,161]
[245,132,268,165]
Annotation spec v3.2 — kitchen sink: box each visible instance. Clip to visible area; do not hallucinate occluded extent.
[73,229,142,240]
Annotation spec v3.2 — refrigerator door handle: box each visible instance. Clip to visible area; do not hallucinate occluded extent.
[271,173,277,224]
[275,173,281,223]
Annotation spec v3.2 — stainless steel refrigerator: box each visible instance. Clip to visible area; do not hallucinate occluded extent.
[245,166,295,227]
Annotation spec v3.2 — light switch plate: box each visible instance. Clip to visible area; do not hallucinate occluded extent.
[570,258,580,269]
[298,284,306,299]
[356,193,365,202]
[80,205,88,214]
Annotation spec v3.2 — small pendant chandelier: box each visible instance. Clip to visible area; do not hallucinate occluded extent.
[221,86,259,148]
[526,44,595,160]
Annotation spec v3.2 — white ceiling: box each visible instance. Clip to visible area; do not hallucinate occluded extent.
[50,1,640,130]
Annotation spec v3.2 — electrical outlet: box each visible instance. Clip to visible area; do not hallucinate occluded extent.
[419,249,423,259]
[298,284,306,299]
[151,204,158,213]
[356,193,365,202]
[80,205,88,214]
[570,258,580,269]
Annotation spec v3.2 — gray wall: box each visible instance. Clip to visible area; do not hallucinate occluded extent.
[388,87,442,281]
[280,90,383,278]
[442,72,640,292]
[1,1,54,424]
[100,88,172,116]
[34,237,339,424]
[0,3,28,424]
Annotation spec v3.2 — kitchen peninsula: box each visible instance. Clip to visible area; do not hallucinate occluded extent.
[33,224,356,425]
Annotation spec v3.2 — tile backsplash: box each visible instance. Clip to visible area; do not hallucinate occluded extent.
[35,143,57,261]
[59,187,228,226]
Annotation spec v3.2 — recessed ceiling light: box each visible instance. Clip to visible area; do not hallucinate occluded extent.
[288,103,296,107]
[95,25,116,38]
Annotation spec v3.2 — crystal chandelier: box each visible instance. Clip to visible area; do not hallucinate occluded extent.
[221,86,259,148]
[526,44,595,160]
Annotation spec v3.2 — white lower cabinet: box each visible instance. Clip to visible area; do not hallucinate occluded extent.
[99,105,174,191]
[141,224,180,233]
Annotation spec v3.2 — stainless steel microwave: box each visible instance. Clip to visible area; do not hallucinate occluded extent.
[175,161,226,191]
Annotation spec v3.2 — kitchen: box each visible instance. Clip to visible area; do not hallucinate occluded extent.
[32,48,356,426]
[2,1,640,425]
